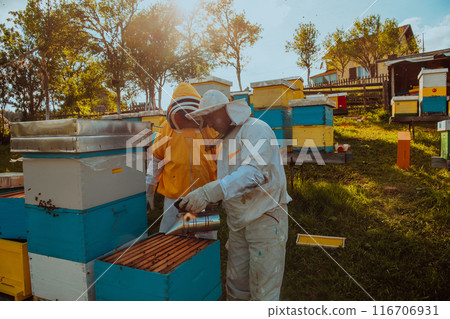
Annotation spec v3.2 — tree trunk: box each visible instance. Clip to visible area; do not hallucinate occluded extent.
[44,68,50,120]
[116,85,121,114]
[236,67,242,92]
[307,68,311,87]
[158,86,162,110]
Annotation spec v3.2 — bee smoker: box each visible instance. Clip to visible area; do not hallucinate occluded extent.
[165,198,220,236]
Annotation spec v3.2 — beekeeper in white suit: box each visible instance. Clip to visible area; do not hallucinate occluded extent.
[179,90,291,301]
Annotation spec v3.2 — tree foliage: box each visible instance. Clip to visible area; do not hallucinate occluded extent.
[286,21,320,86]
[0,23,44,121]
[322,28,351,78]
[346,15,419,77]
[10,0,89,119]
[81,0,140,113]
[203,0,262,91]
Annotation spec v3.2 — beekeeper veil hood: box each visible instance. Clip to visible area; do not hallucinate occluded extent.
[167,83,201,129]
[187,90,251,126]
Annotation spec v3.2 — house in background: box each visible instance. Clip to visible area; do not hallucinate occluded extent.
[310,24,418,85]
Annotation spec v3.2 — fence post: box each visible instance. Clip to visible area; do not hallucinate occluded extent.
[363,83,367,111]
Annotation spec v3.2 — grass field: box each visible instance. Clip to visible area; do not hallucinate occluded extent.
[2,108,449,301]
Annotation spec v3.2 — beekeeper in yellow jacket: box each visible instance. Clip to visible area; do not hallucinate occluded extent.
[180,90,291,301]
[146,83,217,238]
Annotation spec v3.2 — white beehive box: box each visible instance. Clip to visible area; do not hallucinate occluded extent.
[29,252,95,301]
[23,153,145,210]
[418,68,448,88]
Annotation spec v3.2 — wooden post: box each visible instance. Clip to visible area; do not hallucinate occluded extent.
[363,83,367,111]
[397,132,411,169]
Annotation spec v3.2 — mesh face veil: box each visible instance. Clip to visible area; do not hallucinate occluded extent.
[166,96,201,130]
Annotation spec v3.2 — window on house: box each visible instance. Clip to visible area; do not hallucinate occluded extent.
[357,67,370,78]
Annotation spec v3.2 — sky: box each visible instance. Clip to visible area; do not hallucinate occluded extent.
[1,0,450,110]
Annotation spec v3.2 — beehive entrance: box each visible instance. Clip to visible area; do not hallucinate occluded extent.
[100,234,213,274]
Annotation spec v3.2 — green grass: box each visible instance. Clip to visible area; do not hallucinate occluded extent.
[280,109,449,300]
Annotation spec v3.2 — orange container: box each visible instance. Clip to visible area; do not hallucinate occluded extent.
[397,132,411,169]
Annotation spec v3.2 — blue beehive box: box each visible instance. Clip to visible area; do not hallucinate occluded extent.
[289,97,335,126]
[420,96,447,115]
[94,233,222,301]
[26,192,147,263]
[0,189,26,240]
[253,108,285,128]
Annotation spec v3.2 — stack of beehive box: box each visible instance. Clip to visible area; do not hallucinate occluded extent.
[437,120,450,160]
[289,97,336,152]
[418,68,448,115]
[10,119,150,300]
[0,173,32,301]
[189,76,232,99]
[250,79,302,147]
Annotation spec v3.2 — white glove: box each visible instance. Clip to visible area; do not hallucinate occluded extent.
[146,183,155,212]
[180,180,224,213]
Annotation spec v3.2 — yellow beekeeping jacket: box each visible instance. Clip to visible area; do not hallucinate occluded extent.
[152,120,217,199]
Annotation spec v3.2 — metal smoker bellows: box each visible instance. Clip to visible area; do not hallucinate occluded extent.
[165,199,220,236]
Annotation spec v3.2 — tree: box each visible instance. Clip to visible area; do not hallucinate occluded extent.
[346,15,419,77]
[81,0,140,114]
[0,23,44,121]
[286,22,320,86]
[171,8,215,83]
[322,28,351,79]
[124,2,181,110]
[203,0,262,91]
[10,0,89,119]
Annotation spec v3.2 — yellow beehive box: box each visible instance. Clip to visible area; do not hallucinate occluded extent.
[292,125,334,152]
[419,86,447,99]
[0,238,32,300]
[189,76,232,99]
[284,76,305,100]
[251,79,297,109]
[391,96,419,116]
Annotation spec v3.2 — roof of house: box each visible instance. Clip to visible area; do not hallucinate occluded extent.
[310,69,337,79]
[379,48,450,66]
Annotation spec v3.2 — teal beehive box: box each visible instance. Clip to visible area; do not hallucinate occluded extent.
[94,233,222,301]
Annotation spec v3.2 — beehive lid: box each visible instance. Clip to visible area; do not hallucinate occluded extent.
[417,68,448,79]
[289,97,336,108]
[328,92,348,97]
[250,79,296,89]
[100,233,214,275]
[391,96,419,103]
[10,119,151,153]
[11,119,150,137]
[188,76,232,87]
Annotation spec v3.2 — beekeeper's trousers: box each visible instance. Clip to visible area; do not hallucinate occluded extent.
[226,205,288,301]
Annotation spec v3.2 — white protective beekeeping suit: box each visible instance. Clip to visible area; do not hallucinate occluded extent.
[182,90,292,300]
